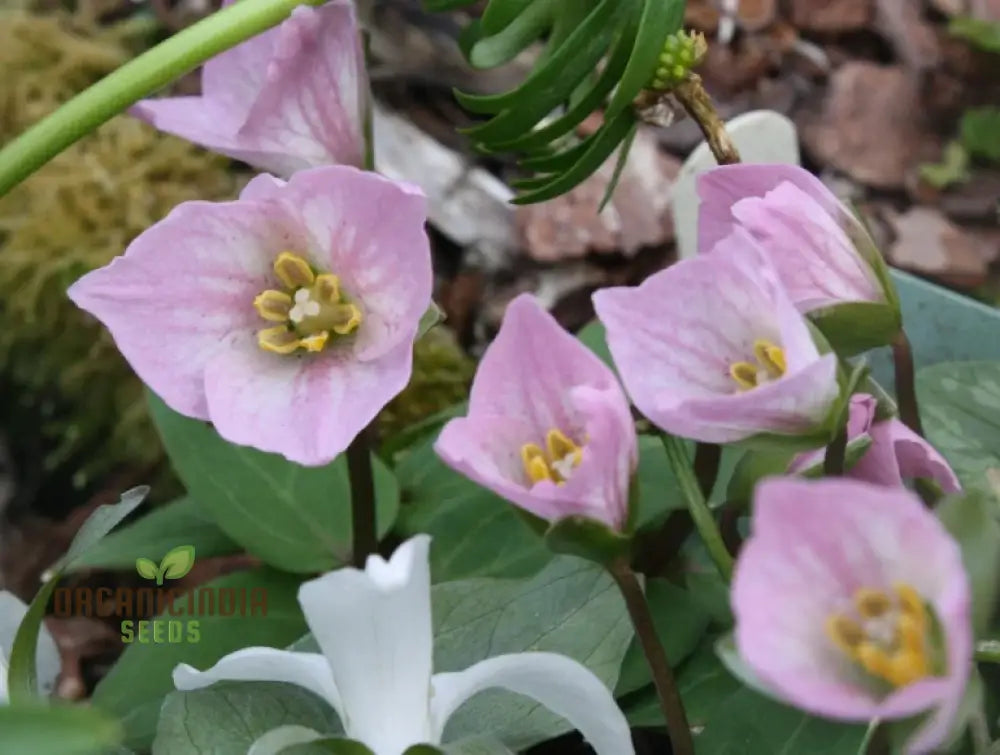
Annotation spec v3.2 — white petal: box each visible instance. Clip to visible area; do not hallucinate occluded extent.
[298,535,435,752]
[172,647,342,715]
[429,652,635,755]
[248,725,328,755]
[0,591,59,697]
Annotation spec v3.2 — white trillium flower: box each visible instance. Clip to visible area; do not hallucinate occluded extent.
[173,536,634,755]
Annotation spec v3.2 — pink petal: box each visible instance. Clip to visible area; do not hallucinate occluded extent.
[203,334,414,466]
[67,199,297,419]
[594,229,839,442]
[868,419,962,494]
[734,477,972,739]
[266,166,432,362]
[131,1,366,175]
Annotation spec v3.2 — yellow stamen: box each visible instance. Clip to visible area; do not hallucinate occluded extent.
[274,251,315,289]
[520,428,584,486]
[825,582,934,690]
[253,290,293,322]
[330,303,363,335]
[314,273,342,304]
[298,331,330,353]
[258,326,300,355]
[753,339,787,377]
[730,362,759,390]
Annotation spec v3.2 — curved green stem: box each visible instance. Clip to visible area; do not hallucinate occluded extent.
[975,639,1000,664]
[0,0,325,197]
[661,434,734,580]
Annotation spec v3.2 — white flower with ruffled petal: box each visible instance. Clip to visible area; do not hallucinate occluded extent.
[173,536,634,755]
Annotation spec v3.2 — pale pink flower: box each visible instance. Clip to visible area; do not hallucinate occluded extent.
[132,0,366,176]
[790,394,962,493]
[698,164,890,313]
[733,477,972,754]
[593,228,840,445]
[69,166,431,466]
[435,295,637,531]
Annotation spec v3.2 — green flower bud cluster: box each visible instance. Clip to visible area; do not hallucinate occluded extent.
[649,30,708,91]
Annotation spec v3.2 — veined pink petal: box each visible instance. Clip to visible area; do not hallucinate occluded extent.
[593,228,840,442]
[697,164,884,312]
[733,477,972,751]
[435,295,637,530]
[67,199,297,419]
[131,1,366,174]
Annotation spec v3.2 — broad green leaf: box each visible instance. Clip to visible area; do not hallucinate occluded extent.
[0,703,123,755]
[148,392,399,573]
[433,557,632,749]
[8,486,148,702]
[70,497,239,572]
[576,320,614,370]
[160,545,196,581]
[961,107,1000,164]
[936,490,1000,635]
[950,16,1000,53]
[93,568,308,750]
[614,579,712,697]
[395,437,551,581]
[283,740,377,755]
[153,683,341,755]
[809,301,901,357]
[916,361,1000,495]
[134,558,159,581]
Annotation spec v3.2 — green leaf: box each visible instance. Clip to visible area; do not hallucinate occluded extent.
[950,16,1000,53]
[543,515,631,564]
[153,683,342,755]
[468,0,554,69]
[70,496,239,572]
[919,141,971,189]
[8,486,148,702]
[961,107,1000,164]
[148,392,399,572]
[159,544,196,581]
[614,579,712,697]
[134,558,159,581]
[395,437,551,581]
[576,320,615,370]
[936,490,1000,635]
[809,301,901,357]
[598,121,638,211]
[480,0,536,36]
[917,361,1000,495]
[432,557,632,749]
[92,568,309,750]
[0,703,123,755]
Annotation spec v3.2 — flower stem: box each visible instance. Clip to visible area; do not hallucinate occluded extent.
[0,0,325,197]
[346,426,378,568]
[662,434,733,580]
[608,559,694,755]
[974,639,1000,664]
[673,74,741,165]
[693,442,721,499]
[891,329,924,437]
[824,423,848,476]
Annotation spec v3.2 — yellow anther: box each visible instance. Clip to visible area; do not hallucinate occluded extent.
[258,326,300,355]
[855,588,891,619]
[547,428,582,467]
[274,252,315,289]
[521,444,554,484]
[298,331,330,353]
[314,273,342,304]
[855,642,894,680]
[895,584,924,619]
[886,650,927,687]
[330,303,363,335]
[730,362,759,390]
[253,290,293,322]
[753,339,787,378]
[826,615,864,653]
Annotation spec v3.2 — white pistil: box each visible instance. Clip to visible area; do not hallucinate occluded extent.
[289,288,321,324]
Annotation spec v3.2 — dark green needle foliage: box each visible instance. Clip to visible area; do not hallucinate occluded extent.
[424,0,686,204]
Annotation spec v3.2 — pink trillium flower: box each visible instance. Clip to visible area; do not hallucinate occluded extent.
[174,536,635,755]
[132,0,366,176]
[68,166,431,466]
[435,295,637,531]
[733,477,972,754]
[697,164,889,313]
[593,228,840,445]
[790,394,962,493]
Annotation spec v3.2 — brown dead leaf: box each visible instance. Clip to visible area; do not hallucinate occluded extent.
[885,206,993,287]
[874,0,941,71]
[787,0,873,32]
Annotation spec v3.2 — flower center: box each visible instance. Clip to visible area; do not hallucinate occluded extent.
[521,429,584,486]
[730,339,787,391]
[253,252,362,355]
[826,583,933,688]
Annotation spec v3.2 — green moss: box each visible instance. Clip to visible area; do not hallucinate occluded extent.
[0,8,239,488]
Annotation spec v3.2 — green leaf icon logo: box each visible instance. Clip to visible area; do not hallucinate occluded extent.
[135,557,159,581]
[135,546,196,585]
